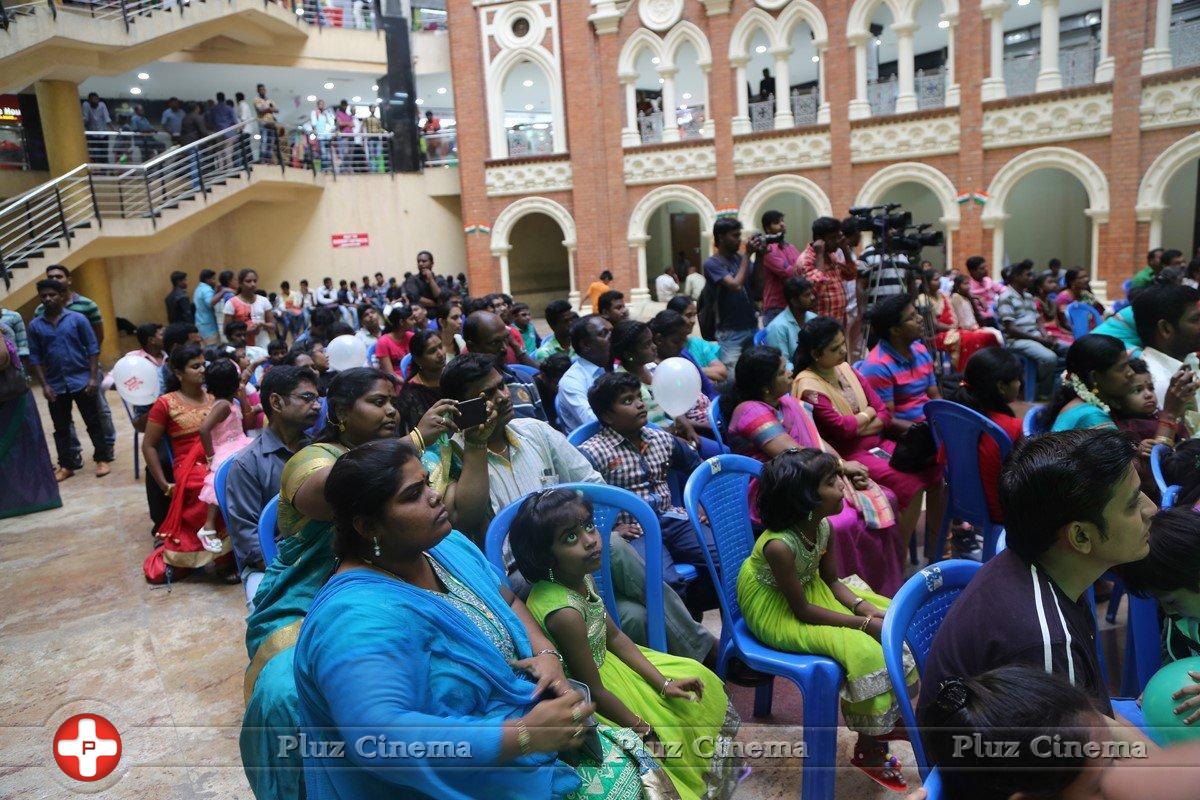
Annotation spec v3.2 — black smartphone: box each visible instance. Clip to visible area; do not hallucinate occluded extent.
[558,679,603,766]
[456,396,488,429]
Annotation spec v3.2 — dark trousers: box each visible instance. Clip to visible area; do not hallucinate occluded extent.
[629,513,720,615]
[145,438,174,534]
[49,389,114,469]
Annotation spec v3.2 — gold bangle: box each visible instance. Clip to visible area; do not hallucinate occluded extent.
[516,720,532,756]
[660,678,673,697]
[409,427,426,451]
[858,616,871,632]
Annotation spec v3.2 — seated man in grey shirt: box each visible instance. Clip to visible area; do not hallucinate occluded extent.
[224,366,321,608]
[437,353,716,664]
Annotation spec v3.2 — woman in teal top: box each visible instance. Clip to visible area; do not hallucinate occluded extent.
[1043,334,1135,432]
[1091,304,1140,350]
[241,367,457,800]
[295,438,672,799]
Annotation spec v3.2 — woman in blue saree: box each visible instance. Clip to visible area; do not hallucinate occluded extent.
[1041,334,1136,432]
[294,438,675,799]
[240,368,460,799]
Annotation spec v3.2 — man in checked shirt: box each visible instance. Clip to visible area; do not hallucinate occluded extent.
[799,216,859,329]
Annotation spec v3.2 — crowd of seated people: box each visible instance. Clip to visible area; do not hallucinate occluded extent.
[13,224,1200,800]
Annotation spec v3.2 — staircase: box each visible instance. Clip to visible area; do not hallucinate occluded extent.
[0,121,400,303]
[0,0,385,91]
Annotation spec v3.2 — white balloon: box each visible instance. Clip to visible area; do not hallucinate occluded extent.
[326,334,368,372]
[111,353,161,406]
[651,357,702,418]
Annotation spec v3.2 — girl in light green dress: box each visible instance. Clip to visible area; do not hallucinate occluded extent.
[512,488,742,800]
[736,448,917,791]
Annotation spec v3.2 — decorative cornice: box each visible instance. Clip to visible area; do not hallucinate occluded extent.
[850,114,960,163]
[1140,73,1200,131]
[588,0,624,34]
[485,158,573,197]
[623,144,717,186]
[983,91,1112,149]
[732,129,832,176]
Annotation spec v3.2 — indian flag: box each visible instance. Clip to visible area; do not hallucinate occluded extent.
[972,191,989,206]
[956,192,972,206]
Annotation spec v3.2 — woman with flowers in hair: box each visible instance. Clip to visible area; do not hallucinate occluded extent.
[1041,334,1136,432]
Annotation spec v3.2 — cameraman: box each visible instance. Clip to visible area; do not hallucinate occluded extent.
[799,216,858,328]
[759,210,802,326]
[858,224,916,312]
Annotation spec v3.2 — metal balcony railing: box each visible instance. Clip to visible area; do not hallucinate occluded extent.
[84,130,173,164]
[421,129,456,166]
[0,0,383,33]
[0,121,394,288]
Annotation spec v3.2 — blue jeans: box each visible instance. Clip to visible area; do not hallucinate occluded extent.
[716,327,756,369]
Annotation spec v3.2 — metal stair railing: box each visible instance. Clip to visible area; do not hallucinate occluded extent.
[0,0,384,33]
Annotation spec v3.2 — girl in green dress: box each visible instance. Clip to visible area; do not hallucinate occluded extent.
[511,488,742,800]
[736,448,917,791]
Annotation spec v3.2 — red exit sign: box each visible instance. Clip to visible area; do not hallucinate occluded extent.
[331,232,369,248]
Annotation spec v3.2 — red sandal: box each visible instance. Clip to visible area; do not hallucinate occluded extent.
[850,750,907,792]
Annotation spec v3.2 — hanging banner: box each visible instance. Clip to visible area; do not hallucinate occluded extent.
[331,232,370,248]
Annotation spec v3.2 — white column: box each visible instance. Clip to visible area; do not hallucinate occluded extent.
[700,66,715,138]
[894,21,918,113]
[848,33,872,119]
[981,1,1008,101]
[659,66,680,143]
[1035,0,1062,92]
[621,76,641,147]
[493,246,513,294]
[1145,208,1165,250]
[630,235,651,305]
[943,14,960,107]
[989,217,1008,280]
[1094,0,1114,83]
[1141,0,1173,75]
[566,244,580,307]
[1085,209,1107,283]
[816,43,830,123]
[770,46,794,128]
[731,56,751,134]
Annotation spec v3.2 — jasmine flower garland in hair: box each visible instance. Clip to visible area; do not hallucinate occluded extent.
[1063,371,1110,416]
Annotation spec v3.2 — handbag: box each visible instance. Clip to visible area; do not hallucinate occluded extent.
[889,421,938,473]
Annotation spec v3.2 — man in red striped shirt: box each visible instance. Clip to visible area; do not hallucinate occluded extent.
[799,216,858,328]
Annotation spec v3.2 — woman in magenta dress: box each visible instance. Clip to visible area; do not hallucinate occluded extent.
[195,357,254,552]
[374,305,414,379]
[141,344,229,582]
[719,345,904,596]
[792,316,941,564]
[1053,268,1105,339]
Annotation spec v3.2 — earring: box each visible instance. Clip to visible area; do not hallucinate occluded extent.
[373,536,382,557]
[549,567,555,583]
[337,419,346,433]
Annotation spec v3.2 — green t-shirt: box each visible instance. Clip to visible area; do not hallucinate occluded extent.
[1130,266,1156,288]
[35,293,102,328]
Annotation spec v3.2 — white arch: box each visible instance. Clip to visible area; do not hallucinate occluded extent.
[617,27,665,77]
[776,0,829,46]
[1136,132,1200,249]
[846,0,907,38]
[728,7,783,59]
[662,20,712,70]
[627,184,718,301]
[486,46,566,159]
[490,196,578,301]
[739,174,833,233]
[855,162,961,230]
[982,146,1110,282]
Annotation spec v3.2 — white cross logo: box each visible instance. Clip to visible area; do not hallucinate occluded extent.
[56,718,119,778]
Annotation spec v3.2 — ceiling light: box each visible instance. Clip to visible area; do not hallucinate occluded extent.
[681,92,692,100]
[130,86,142,95]
[937,19,949,29]
[437,87,447,95]
[659,78,665,84]
[295,6,304,14]
[374,97,382,104]
[522,79,534,87]
[351,97,361,103]
[755,45,767,54]
[371,84,378,91]
[307,94,317,102]
[874,38,882,46]
[137,72,149,80]
[324,81,335,90]
[811,55,820,62]
[651,57,660,65]
[1017,0,1029,4]
[523,103,534,110]
[416,98,424,105]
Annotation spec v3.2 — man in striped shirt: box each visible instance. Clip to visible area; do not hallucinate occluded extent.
[861,294,940,426]
[799,216,858,328]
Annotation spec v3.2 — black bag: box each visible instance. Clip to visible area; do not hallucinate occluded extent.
[697,280,719,341]
[889,421,938,473]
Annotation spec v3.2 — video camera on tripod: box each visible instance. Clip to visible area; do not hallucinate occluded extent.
[846,203,944,259]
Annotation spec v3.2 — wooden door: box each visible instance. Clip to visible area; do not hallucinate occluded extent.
[670,212,701,272]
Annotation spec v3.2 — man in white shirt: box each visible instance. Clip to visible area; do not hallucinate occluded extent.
[655,265,680,304]
[556,315,613,432]
[314,277,339,309]
[1132,282,1200,426]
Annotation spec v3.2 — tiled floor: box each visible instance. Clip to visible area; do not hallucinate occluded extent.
[1,390,939,799]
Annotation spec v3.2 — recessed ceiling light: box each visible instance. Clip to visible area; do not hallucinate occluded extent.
[937,19,950,29]
[875,38,882,46]
[295,6,304,14]
[681,92,692,100]
[324,82,335,90]
[523,103,534,110]
[437,86,447,95]
[651,57,660,65]
[130,86,142,95]
[137,72,149,80]
[374,97,382,104]
[307,94,317,102]
[755,45,767,54]
[522,79,533,87]
[1017,0,1030,4]
[416,98,424,105]
[811,55,820,62]
[371,84,378,91]
[352,96,361,102]
[658,78,665,85]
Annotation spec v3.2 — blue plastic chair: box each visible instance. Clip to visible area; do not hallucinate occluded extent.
[508,363,540,382]
[925,400,1014,562]
[259,494,280,565]
[365,342,376,365]
[752,328,769,346]
[213,456,236,523]
[1120,593,1164,696]
[923,768,943,799]
[684,455,843,800]
[1065,301,1103,338]
[1019,355,1039,402]
[1022,404,1046,437]
[484,483,667,651]
[706,400,727,452]
[881,559,982,777]
[567,420,602,447]
[398,352,412,378]
[1150,443,1172,500]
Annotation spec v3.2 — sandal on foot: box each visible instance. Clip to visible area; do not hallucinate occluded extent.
[851,751,906,792]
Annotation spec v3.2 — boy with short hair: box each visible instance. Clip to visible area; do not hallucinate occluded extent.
[578,372,717,614]
[511,302,538,356]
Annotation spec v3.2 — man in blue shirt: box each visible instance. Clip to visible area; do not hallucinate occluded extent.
[27,279,113,480]
[192,269,219,345]
[160,97,185,142]
[703,216,763,368]
[765,275,817,369]
[555,314,613,432]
